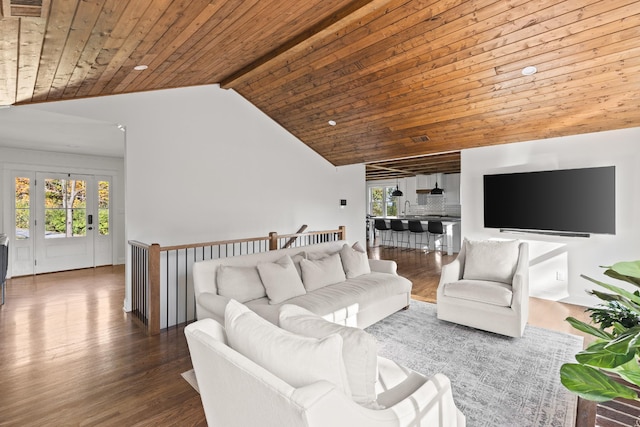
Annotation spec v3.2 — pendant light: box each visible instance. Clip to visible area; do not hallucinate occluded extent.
[431,182,443,195]
[391,178,403,197]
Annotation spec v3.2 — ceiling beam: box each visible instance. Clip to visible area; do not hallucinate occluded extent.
[366,164,409,174]
[220,0,393,89]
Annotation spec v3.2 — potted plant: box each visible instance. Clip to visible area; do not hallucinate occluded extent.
[560,260,640,402]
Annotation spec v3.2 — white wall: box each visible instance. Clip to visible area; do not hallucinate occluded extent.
[31,85,366,309]
[461,127,640,306]
[0,147,126,274]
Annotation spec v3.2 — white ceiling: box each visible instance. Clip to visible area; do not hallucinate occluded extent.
[0,106,125,158]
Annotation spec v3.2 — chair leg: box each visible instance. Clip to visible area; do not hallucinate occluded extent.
[401,231,410,250]
[420,233,429,253]
[383,230,393,247]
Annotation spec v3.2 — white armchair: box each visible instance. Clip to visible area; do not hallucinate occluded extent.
[437,239,529,338]
[185,317,466,427]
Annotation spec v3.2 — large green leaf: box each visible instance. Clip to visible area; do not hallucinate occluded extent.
[611,358,640,387]
[575,341,635,368]
[590,290,630,303]
[560,363,638,402]
[565,316,613,340]
[604,328,640,354]
[582,275,640,308]
[605,268,640,287]
[610,261,640,280]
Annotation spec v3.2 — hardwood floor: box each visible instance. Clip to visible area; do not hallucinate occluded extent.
[0,266,206,426]
[0,245,595,426]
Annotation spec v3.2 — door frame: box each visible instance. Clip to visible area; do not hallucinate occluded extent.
[4,166,119,277]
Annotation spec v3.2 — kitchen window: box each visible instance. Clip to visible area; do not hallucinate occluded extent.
[369,186,399,217]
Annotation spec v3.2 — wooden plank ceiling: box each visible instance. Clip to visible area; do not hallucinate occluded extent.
[1,0,639,179]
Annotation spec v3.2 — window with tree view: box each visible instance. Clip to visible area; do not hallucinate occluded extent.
[98,181,109,235]
[44,178,87,238]
[15,177,30,239]
[369,186,399,217]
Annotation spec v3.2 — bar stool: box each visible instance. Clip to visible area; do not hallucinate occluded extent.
[427,220,448,253]
[390,219,410,249]
[408,220,429,252]
[374,219,393,247]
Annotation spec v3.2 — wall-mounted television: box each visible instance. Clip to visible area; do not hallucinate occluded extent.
[483,166,615,236]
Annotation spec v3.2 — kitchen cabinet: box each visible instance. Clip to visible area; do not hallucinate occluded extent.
[443,174,460,204]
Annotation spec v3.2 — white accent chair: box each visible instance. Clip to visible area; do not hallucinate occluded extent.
[437,239,529,338]
[185,317,466,427]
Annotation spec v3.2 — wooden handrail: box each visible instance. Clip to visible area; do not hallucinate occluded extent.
[159,235,271,252]
[282,224,308,249]
[128,226,346,335]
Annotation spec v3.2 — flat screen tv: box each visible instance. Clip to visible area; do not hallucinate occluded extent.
[483,166,615,235]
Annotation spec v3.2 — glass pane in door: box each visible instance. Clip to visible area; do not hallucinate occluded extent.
[98,180,109,235]
[44,178,87,238]
[15,177,30,239]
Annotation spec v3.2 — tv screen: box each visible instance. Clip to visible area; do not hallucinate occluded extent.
[483,166,615,235]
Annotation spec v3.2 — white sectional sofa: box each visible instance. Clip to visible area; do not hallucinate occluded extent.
[192,240,412,328]
[185,301,466,427]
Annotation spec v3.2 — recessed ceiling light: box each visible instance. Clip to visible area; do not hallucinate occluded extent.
[328,120,337,126]
[521,66,537,76]
[133,65,148,71]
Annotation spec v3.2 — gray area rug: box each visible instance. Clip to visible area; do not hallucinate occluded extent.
[365,300,583,427]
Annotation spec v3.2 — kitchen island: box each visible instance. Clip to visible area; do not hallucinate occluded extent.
[369,216,461,255]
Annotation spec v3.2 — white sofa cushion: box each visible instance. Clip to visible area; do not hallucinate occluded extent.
[300,253,347,291]
[217,265,266,303]
[443,279,513,307]
[462,238,520,284]
[246,272,413,325]
[340,242,371,279]
[257,255,306,305]
[279,304,379,407]
[224,300,352,397]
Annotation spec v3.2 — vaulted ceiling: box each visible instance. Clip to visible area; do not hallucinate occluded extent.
[1,0,639,179]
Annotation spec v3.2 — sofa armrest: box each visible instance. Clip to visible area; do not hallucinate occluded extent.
[438,258,462,287]
[368,259,398,275]
[300,373,465,427]
[510,243,529,312]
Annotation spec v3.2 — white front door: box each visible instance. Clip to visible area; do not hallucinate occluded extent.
[33,173,106,273]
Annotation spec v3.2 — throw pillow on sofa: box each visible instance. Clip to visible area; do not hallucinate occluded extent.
[216,265,266,303]
[340,241,371,278]
[257,255,306,305]
[291,251,307,277]
[225,299,352,397]
[279,304,380,408]
[462,238,520,284]
[300,252,347,291]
